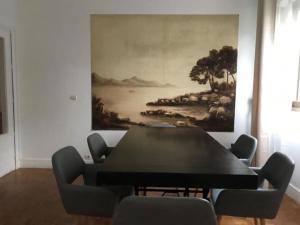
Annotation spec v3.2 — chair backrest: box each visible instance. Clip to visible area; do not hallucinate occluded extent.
[87,133,108,163]
[260,152,295,192]
[52,146,85,185]
[253,152,294,218]
[52,146,85,213]
[231,134,257,164]
[113,196,217,225]
[52,146,120,217]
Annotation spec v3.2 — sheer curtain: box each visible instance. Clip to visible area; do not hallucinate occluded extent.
[254,0,300,166]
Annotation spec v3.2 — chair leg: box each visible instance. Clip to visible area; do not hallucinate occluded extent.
[217,215,222,224]
[259,218,266,225]
[254,218,259,225]
[75,215,83,225]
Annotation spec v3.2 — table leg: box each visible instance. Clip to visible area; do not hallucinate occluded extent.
[203,188,209,199]
[259,218,266,225]
[184,187,190,197]
[134,186,139,195]
[194,188,198,197]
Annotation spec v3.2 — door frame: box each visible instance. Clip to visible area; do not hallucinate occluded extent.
[0,25,19,173]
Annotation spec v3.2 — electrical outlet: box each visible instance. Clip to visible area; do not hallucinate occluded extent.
[84,155,91,160]
[70,95,77,101]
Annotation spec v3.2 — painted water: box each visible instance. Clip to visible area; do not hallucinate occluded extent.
[93,86,209,125]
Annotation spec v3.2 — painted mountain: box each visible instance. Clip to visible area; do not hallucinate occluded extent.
[92,73,174,88]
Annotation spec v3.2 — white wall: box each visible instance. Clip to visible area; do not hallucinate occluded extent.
[0,0,17,28]
[15,0,258,167]
[278,131,300,203]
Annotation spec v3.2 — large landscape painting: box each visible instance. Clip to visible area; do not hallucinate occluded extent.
[91,15,239,131]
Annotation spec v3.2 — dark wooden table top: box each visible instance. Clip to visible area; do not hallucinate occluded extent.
[98,126,258,189]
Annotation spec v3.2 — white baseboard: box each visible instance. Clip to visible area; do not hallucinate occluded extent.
[0,168,15,178]
[287,183,300,204]
[19,157,93,168]
[19,158,52,168]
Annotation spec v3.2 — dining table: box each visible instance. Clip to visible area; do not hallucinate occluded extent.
[97,126,258,195]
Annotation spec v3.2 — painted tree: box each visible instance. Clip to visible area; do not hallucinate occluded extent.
[190,46,237,92]
[190,49,220,92]
[217,46,237,89]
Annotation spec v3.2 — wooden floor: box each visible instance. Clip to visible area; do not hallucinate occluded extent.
[0,169,299,225]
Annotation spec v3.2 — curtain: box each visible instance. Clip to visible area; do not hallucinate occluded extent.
[253,0,300,166]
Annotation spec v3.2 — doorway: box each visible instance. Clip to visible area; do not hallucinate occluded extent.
[0,27,16,177]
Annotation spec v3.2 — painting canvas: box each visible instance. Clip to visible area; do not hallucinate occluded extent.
[91,15,239,131]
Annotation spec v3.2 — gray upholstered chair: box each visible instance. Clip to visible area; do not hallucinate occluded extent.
[87,133,113,163]
[52,146,133,217]
[211,152,295,225]
[230,134,257,166]
[113,196,218,225]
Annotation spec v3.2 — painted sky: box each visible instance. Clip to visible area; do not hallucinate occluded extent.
[91,15,238,88]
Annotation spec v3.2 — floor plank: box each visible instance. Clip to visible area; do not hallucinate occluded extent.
[0,169,299,225]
